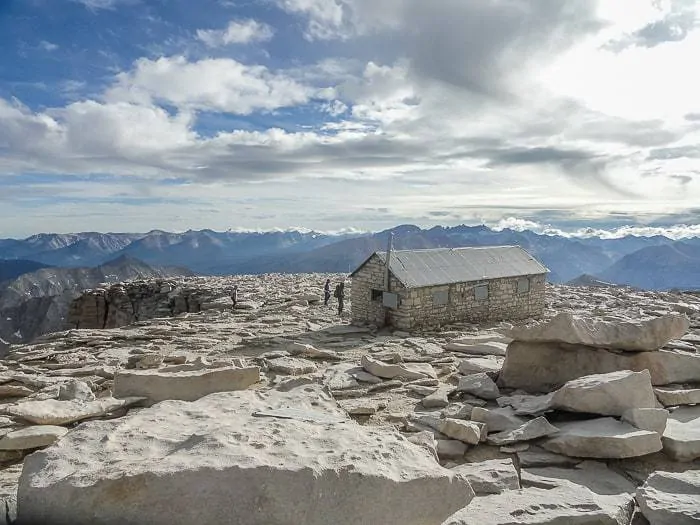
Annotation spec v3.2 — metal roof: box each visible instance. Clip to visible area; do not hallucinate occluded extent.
[355,246,548,288]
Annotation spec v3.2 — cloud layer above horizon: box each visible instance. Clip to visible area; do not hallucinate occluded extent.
[1,0,699,237]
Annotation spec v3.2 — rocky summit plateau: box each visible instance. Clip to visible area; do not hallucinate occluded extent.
[0,274,699,524]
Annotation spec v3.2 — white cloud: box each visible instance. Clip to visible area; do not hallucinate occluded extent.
[5,0,700,236]
[278,0,347,40]
[39,40,58,52]
[488,216,700,240]
[106,56,313,114]
[492,217,543,233]
[196,19,275,47]
[72,0,135,10]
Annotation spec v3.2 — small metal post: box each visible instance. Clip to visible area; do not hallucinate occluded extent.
[384,232,393,292]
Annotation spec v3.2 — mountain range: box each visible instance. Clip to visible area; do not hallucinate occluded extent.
[1,224,699,291]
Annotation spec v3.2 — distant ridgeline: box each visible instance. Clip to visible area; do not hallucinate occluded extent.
[1,226,699,291]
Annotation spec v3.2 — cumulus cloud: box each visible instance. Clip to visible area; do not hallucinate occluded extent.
[196,19,275,47]
[4,0,700,235]
[106,56,313,114]
[277,0,348,40]
[604,0,699,51]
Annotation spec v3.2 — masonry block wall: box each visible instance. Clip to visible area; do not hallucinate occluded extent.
[389,274,546,329]
[350,255,405,327]
[351,253,546,329]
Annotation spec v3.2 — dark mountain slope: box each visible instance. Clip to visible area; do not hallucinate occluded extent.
[0,259,52,282]
[599,241,700,290]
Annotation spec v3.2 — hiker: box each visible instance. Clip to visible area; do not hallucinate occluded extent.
[323,279,331,306]
[334,281,345,315]
[231,285,238,310]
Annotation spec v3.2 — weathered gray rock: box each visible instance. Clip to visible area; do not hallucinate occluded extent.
[1,397,143,425]
[349,369,382,384]
[0,385,33,398]
[422,386,451,409]
[517,447,581,468]
[550,370,657,417]
[636,470,700,525]
[360,355,436,380]
[499,341,700,392]
[57,379,95,402]
[507,312,689,351]
[286,342,340,361]
[438,419,484,445]
[543,418,663,459]
[444,341,507,356]
[406,431,439,461]
[498,393,553,416]
[442,403,475,420]
[113,365,260,405]
[274,376,318,392]
[457,356,503,377]
[470,406,526,433]
[442,483,633,525]
[126,353,163,369]
[337,398,385,415]
[520,461,636,522]
[267,356,317,375]
[456,373,500,400]
[622,408,668,434]
[661,405,700,461]
[0,464,21,525]
[407,384,437,396]
[0,426,68,450]
[436,439,468,460]
[18,386,474,525]
[654,385,700,407]
[448,333,511,346]
[521,460,636,495]
[322,363,360,390]
[487,417,559,446]
[450,459,519,495]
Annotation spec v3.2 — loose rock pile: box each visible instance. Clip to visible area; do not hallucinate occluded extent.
[0,277,698,524]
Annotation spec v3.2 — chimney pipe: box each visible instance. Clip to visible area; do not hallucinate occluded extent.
[384,232,394,292]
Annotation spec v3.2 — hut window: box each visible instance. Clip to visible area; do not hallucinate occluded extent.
[371,289,383,302]
[432,290,448,305]
[517,278,530,294]
[474,284,489,301]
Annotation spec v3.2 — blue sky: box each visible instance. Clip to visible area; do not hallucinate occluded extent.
[1,0,700,238]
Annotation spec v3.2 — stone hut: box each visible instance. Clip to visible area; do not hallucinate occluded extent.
[349,246,548,329]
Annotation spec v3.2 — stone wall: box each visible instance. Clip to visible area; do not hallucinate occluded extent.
[351,257,546,329]
[390,274,546,329]
[350,255,406,327]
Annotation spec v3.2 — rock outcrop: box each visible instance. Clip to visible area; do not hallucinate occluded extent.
[442,482,633,525]
[499,342,700,391]
[113,365,261,405]
[507,312,689,351]
[18,386,474,525]
[542,418,663,459]
[636,470,700,525]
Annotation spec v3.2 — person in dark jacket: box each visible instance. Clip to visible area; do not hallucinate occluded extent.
[323,279,331,306]
[334,281,345,315]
